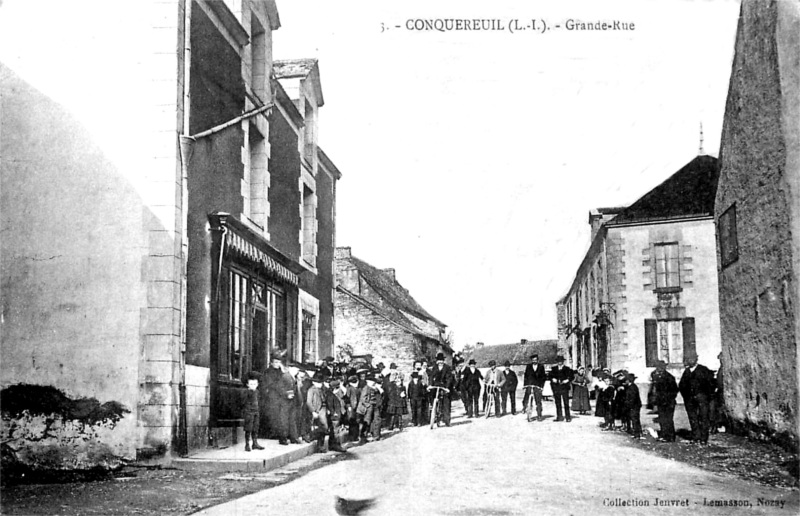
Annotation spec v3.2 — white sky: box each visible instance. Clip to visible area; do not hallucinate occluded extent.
[274,0,741,349]
[0,0,741,350]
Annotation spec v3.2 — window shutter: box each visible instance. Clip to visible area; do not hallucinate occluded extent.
[682,318,696,359]
[645,319,658,367]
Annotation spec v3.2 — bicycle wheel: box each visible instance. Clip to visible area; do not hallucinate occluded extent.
[526,395,533,422]
[430,397,439,429]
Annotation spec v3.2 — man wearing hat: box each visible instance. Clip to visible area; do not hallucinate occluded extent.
[678,351,716,444]
[461,359,483,418]
[321,356,336,379]
[549,355,573,422]
[501,360,519,415]
[651,360,679,442]
[428,352,455,425]
[523,354,548,421]
[261,350,300,445]
[483,359,504,417]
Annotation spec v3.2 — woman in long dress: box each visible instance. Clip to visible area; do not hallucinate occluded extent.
[571,366,592,415]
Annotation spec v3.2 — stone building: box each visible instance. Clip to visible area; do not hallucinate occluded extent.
[714,0,799,449]
[557,155,723,398]
[334,247,451,375]
[1,0,340,469]
[466,339,559,368]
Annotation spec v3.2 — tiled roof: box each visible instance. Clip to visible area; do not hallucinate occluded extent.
[607,155,719,226]
[466,340,559,367]
[273,59,318,79]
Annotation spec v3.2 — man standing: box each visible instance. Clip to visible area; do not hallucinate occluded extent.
[501,360,518,415]
[522,354,547,421]
[261,350,299,445]
[651,360,678,442]
[483,360,504,417]
[678,352,716,444]
[428,352,455,426]
[549,355,573,422]
[461,359,483,418]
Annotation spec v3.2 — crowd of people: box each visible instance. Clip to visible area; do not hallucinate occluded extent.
[241,348,724,453]
[243,351,460,453]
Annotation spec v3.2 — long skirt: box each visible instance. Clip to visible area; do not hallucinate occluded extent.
[571,385,591,412]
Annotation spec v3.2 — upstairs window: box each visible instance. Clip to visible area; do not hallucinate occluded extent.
[654,243,680,289]
[303,100,315,167]
[301,310,317,364]
[302,185,317,267]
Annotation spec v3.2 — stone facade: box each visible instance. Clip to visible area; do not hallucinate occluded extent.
[334,248,450,378]
[557,157,723,401]
[715,0,799,449]
[1,0,341,469]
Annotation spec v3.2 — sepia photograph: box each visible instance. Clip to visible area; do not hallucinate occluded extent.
[1,0,798,514]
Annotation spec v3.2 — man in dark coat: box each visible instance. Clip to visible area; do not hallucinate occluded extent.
[461,359,483,418]
[428,352,455,426]
[549,355,573,422]
[407,371,427,426]
[651,360,679,442]
[501,360,519,415]
[522,354,547,421]
[624,373,643,438]
[678,351,716,444]
[261,351,300,445]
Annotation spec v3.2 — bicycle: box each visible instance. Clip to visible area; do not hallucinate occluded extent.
[428,386,450,429]
[523,385,542,422]
[484,384,498,419]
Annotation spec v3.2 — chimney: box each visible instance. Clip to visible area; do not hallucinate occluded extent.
[335,247,351,260]
[383,268,396,282]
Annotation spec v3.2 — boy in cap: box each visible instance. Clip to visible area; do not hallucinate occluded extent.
[243,372,264,451]
[307,372,345,453]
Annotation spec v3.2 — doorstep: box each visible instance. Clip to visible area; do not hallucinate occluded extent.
[172,440,317,473]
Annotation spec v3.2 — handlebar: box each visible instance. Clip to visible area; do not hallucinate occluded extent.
[427,386,450,393]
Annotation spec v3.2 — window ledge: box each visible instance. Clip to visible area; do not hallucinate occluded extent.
[654,286,682,294]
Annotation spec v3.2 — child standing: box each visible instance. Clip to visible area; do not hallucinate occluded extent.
[625,373,643,439]
[356,376,376,444]
[243,372,264,451]
[387,376,408,431]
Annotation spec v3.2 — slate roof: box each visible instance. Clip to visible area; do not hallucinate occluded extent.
[606,155,719,226]
[466,340,559,367]
[349,256,446,328]
[337,253,449,348]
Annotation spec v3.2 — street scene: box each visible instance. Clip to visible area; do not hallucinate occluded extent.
[1,0,799,514]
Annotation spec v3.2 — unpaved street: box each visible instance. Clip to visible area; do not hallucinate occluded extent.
[197,404,799,516]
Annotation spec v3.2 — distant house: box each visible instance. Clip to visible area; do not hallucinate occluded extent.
[557,155,722,398]
[334,247,451,374]
[714,0,798,450]
[466,339,559,367]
